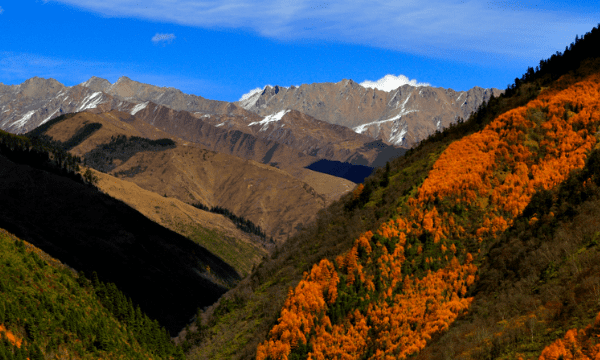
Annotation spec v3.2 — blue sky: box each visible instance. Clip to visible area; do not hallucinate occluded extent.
[0,0,598,102]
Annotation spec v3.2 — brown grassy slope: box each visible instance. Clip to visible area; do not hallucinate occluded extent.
[89,168,267,277]
[43,111,348,242]
[45,110,183,156]
[105,145,328,242]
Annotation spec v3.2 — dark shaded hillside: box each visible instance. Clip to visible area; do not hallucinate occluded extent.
[360,140,408,168]
[0,152,240,335]
[305,159,374,184]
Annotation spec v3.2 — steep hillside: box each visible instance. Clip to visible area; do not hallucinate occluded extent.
[181,26,600,359]
[0,228,184,359]
[0,129,242,335]
[236,81,502,147]
[253,57,600,360]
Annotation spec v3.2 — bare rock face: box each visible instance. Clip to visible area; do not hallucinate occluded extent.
[236,80,503,147]
[99,76,251,117]
[0,77,113,134]
[80,76,111,93]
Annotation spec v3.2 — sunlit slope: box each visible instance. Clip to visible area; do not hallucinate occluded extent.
[256,70,600,359]
[90,168,267,277]
[0,228,183,359]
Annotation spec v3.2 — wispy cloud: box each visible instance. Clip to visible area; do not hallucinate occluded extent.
[0,6,4,14]
[46,0,598,64]
[151,33,176,45]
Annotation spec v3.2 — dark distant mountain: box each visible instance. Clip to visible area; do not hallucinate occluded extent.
[236,81,503,147]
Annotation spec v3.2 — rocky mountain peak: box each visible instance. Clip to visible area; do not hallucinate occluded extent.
[80,76,111,92]
[18,77,65,99]
[236,79,503,147]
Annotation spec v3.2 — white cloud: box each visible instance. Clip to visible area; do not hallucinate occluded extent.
[151,33,176,44]
[46,0,599,64]
[360,74,430,92]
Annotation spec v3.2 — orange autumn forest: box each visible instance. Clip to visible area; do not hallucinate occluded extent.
[256,28,600,360]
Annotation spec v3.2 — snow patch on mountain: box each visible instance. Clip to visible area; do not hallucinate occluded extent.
[130,101,149,115]
[40,109,59,126]
[77,92,103,111]
[389,122,408,146]
[353,109,418,134]
[248,109,290,131]
[360,74,430,92]
[15,110,36,129]
[238,84,299,109]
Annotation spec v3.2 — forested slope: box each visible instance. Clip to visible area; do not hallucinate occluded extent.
[182,24,600,360]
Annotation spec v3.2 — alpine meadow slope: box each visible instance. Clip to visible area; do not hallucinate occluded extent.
[179,24,600,360]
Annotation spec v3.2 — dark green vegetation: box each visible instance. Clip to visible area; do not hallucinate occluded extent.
[192,203,274,247]
[0,229,183,359]
[0,124,87,186]
[504,24,600,97]
[84,134,176,172]
[181,25,600,359]
[0,128,240,335]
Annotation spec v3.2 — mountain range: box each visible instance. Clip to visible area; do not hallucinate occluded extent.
[237,80,502,147]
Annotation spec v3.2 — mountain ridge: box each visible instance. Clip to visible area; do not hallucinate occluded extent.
[236,80,503,147]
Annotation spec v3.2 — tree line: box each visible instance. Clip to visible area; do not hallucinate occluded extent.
[191,203,274,244]
[84,134,176,173]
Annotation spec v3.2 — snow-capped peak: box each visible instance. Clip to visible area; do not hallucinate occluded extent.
[359,74,430,92]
